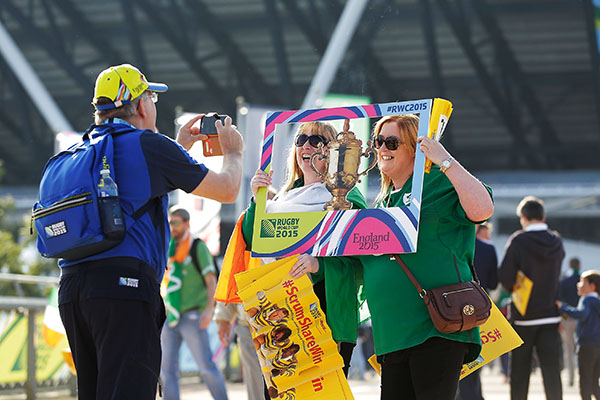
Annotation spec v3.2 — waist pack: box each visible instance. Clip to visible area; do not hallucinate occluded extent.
[32,125,133,261]
[393,255,491,333]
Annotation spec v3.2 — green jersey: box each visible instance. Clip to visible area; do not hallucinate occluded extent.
[178,238,216,313]
[361,167,492,363]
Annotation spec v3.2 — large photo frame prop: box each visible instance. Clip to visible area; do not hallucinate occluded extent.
[252,99,437,258]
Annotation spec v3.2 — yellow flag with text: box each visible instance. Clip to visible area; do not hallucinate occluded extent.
[459,301,523,378]
[512,270,534,316]
[368,301,523,380]
[235,256,354,399]
[425,98,454,173]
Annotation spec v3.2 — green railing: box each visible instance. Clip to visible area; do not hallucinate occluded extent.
[0,273,74,400]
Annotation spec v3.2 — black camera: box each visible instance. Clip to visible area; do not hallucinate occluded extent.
[200,112,227,135]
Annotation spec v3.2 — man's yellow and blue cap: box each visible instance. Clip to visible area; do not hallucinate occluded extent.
[92,64,168,111]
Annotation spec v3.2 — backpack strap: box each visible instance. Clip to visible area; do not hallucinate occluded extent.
[81,124,98,141]
[83,123,135,141]
[190,237,220,289]
[131,197,162,221]
[86,123,153,222]
[190,238,203,277]
[190,238,209,288]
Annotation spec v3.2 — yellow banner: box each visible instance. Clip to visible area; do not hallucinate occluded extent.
[512,270,533,316]
[425,98,454,173]
[459,301,523,378]
[0,312,69,384]
[368,302,523,380]
[235,256,354,399]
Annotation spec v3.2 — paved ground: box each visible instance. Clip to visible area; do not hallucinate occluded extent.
[175,367,581,400]
[0,366,583,399]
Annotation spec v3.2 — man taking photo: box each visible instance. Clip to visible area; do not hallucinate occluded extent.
[56,64,243,399]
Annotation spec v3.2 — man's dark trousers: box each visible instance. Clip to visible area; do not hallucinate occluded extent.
[510,324,562,400]
[58,258,166,400]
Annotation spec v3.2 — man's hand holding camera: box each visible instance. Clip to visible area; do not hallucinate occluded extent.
[215,115,244,156]
[187,113,244,203]
[176,113,204,151]
[176,113,243,155]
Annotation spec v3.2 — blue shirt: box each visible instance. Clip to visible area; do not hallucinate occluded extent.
[560,292,600,348]
[474,238,498,292]
[59,122,208,281]
[558,271,580,307]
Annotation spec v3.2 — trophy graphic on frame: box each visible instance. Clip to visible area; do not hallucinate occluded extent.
[310,119,377,210]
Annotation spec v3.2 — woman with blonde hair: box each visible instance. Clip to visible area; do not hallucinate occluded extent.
[362,114,494,399]
[241,120,368,376]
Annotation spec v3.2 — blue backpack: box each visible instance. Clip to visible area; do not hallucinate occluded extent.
[32,125,133,261]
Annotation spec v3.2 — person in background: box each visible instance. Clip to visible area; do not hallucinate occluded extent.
[349,324,368,380]
[360,114,494,400]
[557,270,600,400]
[499,195,565,400]
[57,64,243,399]
[494,286,512,382]
[244,121,368,377]
[360,320,376,378]
[558,257,581,387]
[473,222,499,293]
[457,221,499,400]
[161,208,228,400]
[213,185,277,400]
[215,302,268,400]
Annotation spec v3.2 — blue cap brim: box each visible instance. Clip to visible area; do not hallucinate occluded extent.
[147,82,168,93]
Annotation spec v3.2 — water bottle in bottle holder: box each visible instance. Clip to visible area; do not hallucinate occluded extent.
[97,169,125,241]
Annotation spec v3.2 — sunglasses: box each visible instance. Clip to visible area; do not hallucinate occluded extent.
[145,91,158,104]
[169,219,184,226]
[374,135,401,151]
[294,134,328,148]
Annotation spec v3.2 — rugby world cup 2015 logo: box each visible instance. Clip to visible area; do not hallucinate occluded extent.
[259,218,300,238]
[44,221,67,237]
[260,219,277,238]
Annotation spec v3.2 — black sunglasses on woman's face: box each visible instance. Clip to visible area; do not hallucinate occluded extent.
[374,135,401,151]
[294,133,329,148]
